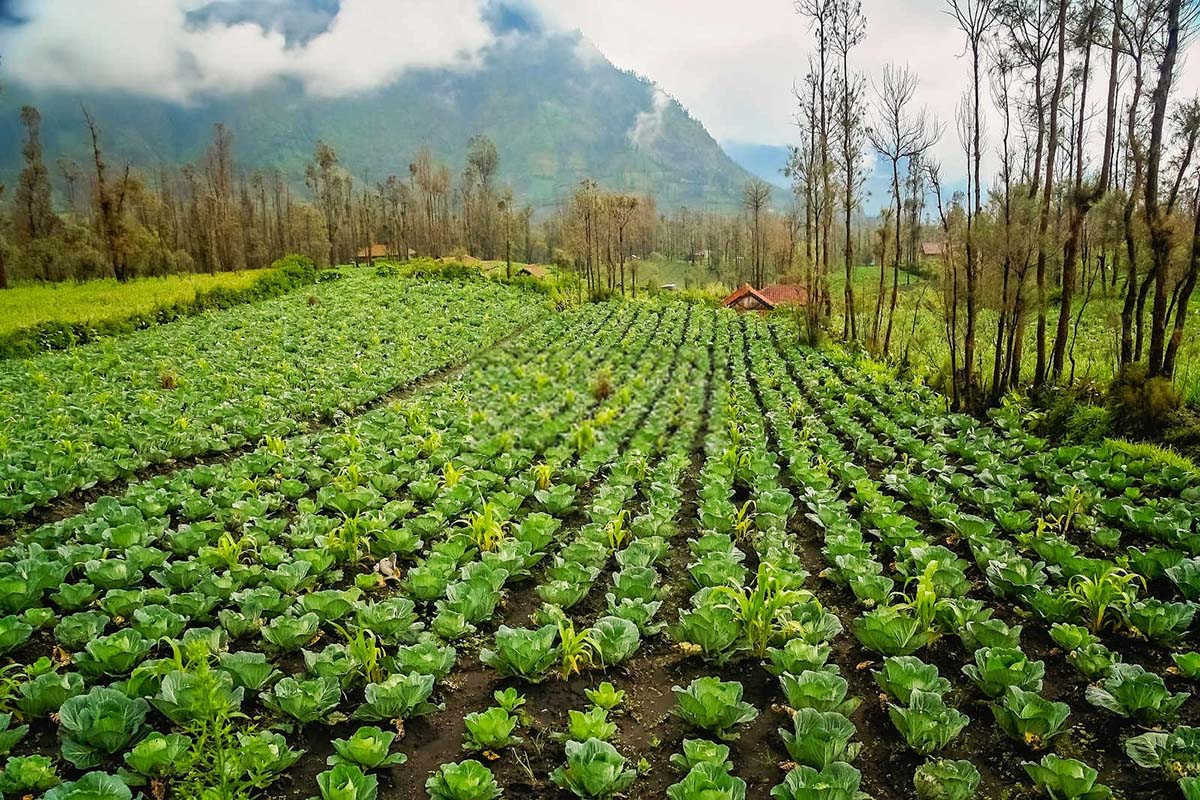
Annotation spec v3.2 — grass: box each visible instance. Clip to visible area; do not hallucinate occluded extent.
[1103,437,1200,476]
[0,270,270,335]
[829,262,1200,409]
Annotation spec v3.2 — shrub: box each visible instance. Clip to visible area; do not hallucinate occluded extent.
[1107,363,1181,433]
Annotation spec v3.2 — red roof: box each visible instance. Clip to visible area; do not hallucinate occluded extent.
[722,283,807,310]
[357,244,393,259]
[759,284,808,305]
[516,264,548,278]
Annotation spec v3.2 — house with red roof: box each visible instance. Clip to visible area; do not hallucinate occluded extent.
[721,283,808,312]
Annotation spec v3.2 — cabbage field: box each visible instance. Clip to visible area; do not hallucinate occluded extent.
[0,275,1198,800]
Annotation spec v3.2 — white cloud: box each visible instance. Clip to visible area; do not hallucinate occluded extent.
[629,87,671,149]
[528,0,1200,182]
[3,0,1199,184]
[0,0,495,101]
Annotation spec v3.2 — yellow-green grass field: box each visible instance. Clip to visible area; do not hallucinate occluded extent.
[0,269,269,335]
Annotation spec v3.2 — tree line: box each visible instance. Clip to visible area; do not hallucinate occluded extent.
[0,108,540,287]
[765,0,1200,412]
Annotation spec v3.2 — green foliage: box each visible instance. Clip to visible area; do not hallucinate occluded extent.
[329,726,407,769]
[564,707,617,743]
[779,708,861,769]
[1023,755,1112,800]
[17,669,84,717]
[990,687,1071,750]
[122,732,192,782]
[44,771,133,800]
[778,670,860,715]
[57,687,149,768]
[551,737,637,799]
[962,647,1045,698]
[852,606,936,656]
[888,690,969,755]
[667,762,747,800]
[673,601,743,664]
[1108,363,1181,434]
[1085,662,1189,724]
[670,739,732,773]
[314,763,378,800]
[874,656,950,704]
[770,762,867,800]
[0,264,314,358]
[1125,725,1200,780]
[585,682,626,711]
[463,707,522,751]
[0,754,60,794]
[589,616,641,666]
[480,624,560,682]
[425,759,502,800]
[913,758,980,800]
[672,677,759,740]
[354,672,439,721]
[264,675,340,724]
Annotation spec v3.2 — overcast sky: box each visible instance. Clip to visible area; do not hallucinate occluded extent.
[2,0,1200,178]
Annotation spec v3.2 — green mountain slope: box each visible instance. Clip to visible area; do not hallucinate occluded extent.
[0,31,754,210]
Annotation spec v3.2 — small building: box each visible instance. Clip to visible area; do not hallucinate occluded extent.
[357,243,395,261]
[721,283,808,312]
[921,241,946,257]
[515,264,548,279]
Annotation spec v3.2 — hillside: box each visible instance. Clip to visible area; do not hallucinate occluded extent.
[0,30,755,211]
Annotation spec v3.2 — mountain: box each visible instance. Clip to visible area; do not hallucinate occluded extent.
[721,141,791,189]
[0,30,755,211]
[722,142,968,220]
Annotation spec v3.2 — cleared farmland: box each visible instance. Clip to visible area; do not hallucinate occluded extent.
[0,280,1197,800]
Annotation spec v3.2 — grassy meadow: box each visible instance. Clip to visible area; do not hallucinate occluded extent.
[0,269,269,336]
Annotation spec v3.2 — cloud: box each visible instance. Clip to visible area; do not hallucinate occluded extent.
[0,0,497,101]
[185,0,342,46]
[528,0,1200,183]
[629,88,671,150]
[3,0,1198,185]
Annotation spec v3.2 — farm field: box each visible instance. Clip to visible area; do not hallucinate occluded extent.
[0,278,1199,800]
[0,270,272,336]
[0,271,546,520]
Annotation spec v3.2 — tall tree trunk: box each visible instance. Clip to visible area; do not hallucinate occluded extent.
[1034,0,1069,385]
[1145,0,1183,375]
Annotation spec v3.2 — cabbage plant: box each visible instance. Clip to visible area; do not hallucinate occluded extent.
[425,759,502,800]
[550,737,636,799]
[1022,754,1111,800]
[672,677,759,740]
[769,762,868,800]
[58,687,149,768]
[1085,662,1189,724]
[666,761,747,800]
[779,708,860,769]
[480,625,559,682]
[888,690,968,755]
[913,758,980,800]
[990,687,1070,750]
[328,726,407,769]
[355,672,439,722]
[874,656,950,704]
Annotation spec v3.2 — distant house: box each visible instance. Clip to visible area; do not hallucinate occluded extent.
[357,243,395,260]
[515,264,548,279]
[921,241,946,257]
[721,283,809,312]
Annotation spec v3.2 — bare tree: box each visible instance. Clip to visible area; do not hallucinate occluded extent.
[834,0,868,340]
[742,178,772,287]
[948,0,1002,402]
[82,106,131,282]
[868,64,940,356]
